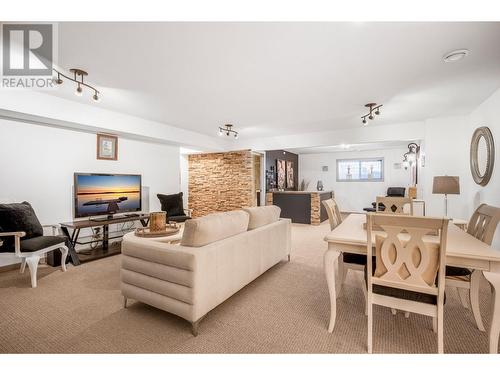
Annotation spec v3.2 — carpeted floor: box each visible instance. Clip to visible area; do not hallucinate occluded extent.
[0,222,494,353]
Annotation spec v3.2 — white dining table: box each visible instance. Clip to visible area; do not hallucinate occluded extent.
[323,213,500,354]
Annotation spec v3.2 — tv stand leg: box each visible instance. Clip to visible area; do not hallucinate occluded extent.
[102,224,109,252]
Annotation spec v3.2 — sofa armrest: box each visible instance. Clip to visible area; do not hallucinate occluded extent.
[0,231,26,256]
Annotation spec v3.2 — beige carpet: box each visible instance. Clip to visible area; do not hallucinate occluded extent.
[0,222,494,353]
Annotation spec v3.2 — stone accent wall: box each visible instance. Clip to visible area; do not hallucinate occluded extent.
[310,193,321,225]
[188,150,254,217]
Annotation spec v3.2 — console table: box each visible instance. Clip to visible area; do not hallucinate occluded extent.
[49,214,150,265]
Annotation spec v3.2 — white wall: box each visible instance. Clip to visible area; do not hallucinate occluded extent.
[299,147,411,212]
[0,119,180,226]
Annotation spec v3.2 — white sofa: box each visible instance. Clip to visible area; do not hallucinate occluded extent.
[120,206,291,335]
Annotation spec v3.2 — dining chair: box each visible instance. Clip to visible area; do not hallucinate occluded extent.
[446,203,500,332]
[375,196,413,215]
[323,199,367,310]
[366,213,449,353]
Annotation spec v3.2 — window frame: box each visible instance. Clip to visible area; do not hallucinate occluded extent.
[336,157,385,182]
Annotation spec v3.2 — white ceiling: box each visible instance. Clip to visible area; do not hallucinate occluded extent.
[50,22,500,139]
[287,140,413,155]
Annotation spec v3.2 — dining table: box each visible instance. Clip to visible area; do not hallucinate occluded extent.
[323,213,500,353]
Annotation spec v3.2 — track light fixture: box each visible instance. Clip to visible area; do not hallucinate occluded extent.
[53,68,101,102]
[361,103,383,125]
[218,124,238,139]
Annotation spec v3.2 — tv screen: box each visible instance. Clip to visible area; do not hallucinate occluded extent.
[74,173,142,218]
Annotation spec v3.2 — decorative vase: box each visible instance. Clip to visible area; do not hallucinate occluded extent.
[317,180,324,191]
[149,211,166,232]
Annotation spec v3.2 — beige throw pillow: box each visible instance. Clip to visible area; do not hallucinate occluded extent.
[242,205,281,230]
[180,210,250,247]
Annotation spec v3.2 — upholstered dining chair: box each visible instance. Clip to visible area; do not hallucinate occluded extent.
[323,198,367,308]
[366,213,449,353]
[446,203,500,332]
[375,196,413,215]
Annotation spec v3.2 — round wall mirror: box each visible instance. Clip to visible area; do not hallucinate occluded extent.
[470,126,495,186]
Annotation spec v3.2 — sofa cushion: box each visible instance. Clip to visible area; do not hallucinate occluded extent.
[0,202,43,252]
[242,205,281,230]
[181,210,250,247]
[157,193,185,217]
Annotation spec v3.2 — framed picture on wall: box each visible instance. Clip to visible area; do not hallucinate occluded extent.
[286,160,294,189]
[97,133,118,160]
[277,159,286,189]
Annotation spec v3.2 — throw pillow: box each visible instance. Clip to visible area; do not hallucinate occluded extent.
[157,193,185,217]
[0,202,43,252]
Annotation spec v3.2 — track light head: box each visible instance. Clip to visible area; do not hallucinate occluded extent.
[92,92,100,102]
[75,84,83,96]
[362,117,367,125]
[369,114,374,120]
[375,108,380,115]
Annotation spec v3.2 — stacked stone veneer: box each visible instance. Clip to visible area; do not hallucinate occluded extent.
[188,150,254,218]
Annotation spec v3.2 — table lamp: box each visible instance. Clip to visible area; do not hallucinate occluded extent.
[432,176,460,217]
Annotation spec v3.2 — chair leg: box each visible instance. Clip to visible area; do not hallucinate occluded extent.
[60,246,69,272]
[470,270,485,332]
[457,287,469,309]
[437,306,444,354]
[123,296,128,308]
[361,279,368,316]
[20,258,26,274]
[432,317,437,333]
[26,256,40,288]
[367,301,373,353]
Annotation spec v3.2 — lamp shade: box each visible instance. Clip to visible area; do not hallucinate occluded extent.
[432,176,460,195]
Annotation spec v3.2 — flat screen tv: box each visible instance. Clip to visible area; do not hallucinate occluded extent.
[74,173,142,218]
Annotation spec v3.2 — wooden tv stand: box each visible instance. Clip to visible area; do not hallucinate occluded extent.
[51,214,150,266]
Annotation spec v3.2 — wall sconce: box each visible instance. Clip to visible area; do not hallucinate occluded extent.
[402,142,420,170]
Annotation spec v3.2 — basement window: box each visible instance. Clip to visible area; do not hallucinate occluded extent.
[336,158,384,182]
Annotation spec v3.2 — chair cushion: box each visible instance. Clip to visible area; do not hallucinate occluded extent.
[20,236,66,252]
[0,202,43,252]
[242,205,281,230]
[181,210,250,247]
[157,193,185,217]
[446,266,472,277]
[167,215,191,223]
[343,252,367,265]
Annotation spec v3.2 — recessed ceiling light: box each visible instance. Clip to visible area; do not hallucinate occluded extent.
[443,49,469,63]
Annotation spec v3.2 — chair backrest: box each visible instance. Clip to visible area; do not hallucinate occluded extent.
[467,204,500,245]
[387,187,406,197]
[375,196,413,215]
[322,198,342,230]
[366,213,449,299]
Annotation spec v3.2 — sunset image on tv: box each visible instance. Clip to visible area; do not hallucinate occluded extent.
[74,174,141,217]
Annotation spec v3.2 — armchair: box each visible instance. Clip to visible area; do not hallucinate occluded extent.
[157,192,192,222]
[0,202,69,288]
